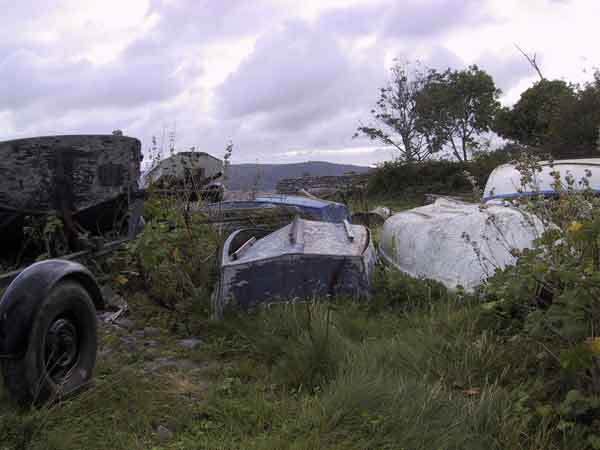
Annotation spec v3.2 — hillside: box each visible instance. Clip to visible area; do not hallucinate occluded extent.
[227,161,371,191]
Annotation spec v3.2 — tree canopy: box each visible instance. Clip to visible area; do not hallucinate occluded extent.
[356,63,500,162]
[493,79,575,146]
[416,65,501,161]
[358,59,600,163]
[493,73,600,159]
[354,62,437,162]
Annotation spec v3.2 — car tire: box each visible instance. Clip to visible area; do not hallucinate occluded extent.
[1,280,98,406]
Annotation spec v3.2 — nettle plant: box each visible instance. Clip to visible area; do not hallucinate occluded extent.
[127,142,233,320]
[483,153,600,443]
[486,154,600,342]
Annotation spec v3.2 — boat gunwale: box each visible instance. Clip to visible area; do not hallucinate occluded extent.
[221,222,374,267]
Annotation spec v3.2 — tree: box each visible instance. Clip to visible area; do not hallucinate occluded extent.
[416,65,501,161]
[545,72,600,157]
[355,61,438,162]
[493,72,600,159]
[493,79,575,147]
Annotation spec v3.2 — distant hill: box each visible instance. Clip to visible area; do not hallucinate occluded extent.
[227,161,371,191]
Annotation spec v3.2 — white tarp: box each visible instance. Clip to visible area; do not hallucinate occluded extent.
[379,198,546,291]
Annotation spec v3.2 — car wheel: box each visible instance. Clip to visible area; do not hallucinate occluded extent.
[1,280,98,405]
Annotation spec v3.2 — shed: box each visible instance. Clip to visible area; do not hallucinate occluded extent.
[141,151,222,188]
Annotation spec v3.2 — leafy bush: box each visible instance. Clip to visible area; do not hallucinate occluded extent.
[367,146,521,199]
[480,156,600,446]
[127,197,220,318]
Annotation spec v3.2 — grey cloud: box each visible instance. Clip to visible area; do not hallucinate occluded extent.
[215,21,386,128]
[146,0,276,44]
[216,21,350,119]
[383,0,493,38]
[421,46,464,71]
[317,0,495,39]
[0,44,182,113]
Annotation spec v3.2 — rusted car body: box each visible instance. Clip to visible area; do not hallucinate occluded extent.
[0,134,143,405]
[0,134,143,258]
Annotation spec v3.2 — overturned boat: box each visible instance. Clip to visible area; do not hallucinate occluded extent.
[379,197,545,292]
[214,217,376,317]
[204,195,350,221]
[483,158,600,201]
[380,158,600,291]
[202,194,351,233]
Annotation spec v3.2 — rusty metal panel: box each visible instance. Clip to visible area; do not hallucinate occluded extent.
[0,135,141,214]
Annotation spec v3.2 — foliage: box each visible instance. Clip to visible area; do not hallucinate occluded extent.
[355,61,439,161]
[479,155,600,446]
[494,72,600,159]
[128,197,220,319]
[416,65,501,161]
[367,146,517,199]
[494,79,575,147]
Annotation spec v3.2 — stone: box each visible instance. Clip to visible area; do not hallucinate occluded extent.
[144,339,159,348]
[156,425,173,443]
[99,285,128,310]
[143,326,162,337]
[178,338,203,350]
[119,336,138,353]
[133,329,146,338]
[276,173,370,196]
[108,295,128,310]
[115,318,134,330]
[100,285,116,303]
[173,359,199,370]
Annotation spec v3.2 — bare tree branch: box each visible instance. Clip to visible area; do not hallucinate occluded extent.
[515,44,544,81]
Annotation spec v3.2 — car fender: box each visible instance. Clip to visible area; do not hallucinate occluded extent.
[0,259,104,359]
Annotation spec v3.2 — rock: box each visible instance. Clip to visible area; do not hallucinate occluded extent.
[143,326,162,337]
[115,318,134,330]
[133,329,146,338]
[143,348,161,359]
[156,425,173,443]
[178,338,203,350]
[119,336,138,353]
[144,339,159,348]
[109,295,128,310]
[100,285,116,302]
[174,359,199,370]
[100,285,128,310]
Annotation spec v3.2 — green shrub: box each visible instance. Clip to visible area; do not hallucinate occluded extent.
[480,156,600,445]
[367,145,521,199]
[127,197,220,318]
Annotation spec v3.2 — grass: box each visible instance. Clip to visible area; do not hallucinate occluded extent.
[0,266,570,450]
[0,192,577,450]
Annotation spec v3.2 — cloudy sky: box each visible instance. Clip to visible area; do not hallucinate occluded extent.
[0,0,597,165]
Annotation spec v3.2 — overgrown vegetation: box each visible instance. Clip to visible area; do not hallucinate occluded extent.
[366,144,524,201]
[3,165,600,449]
[358,59,600,163]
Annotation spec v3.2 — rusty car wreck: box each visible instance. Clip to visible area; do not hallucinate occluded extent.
[0,134,143,405]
